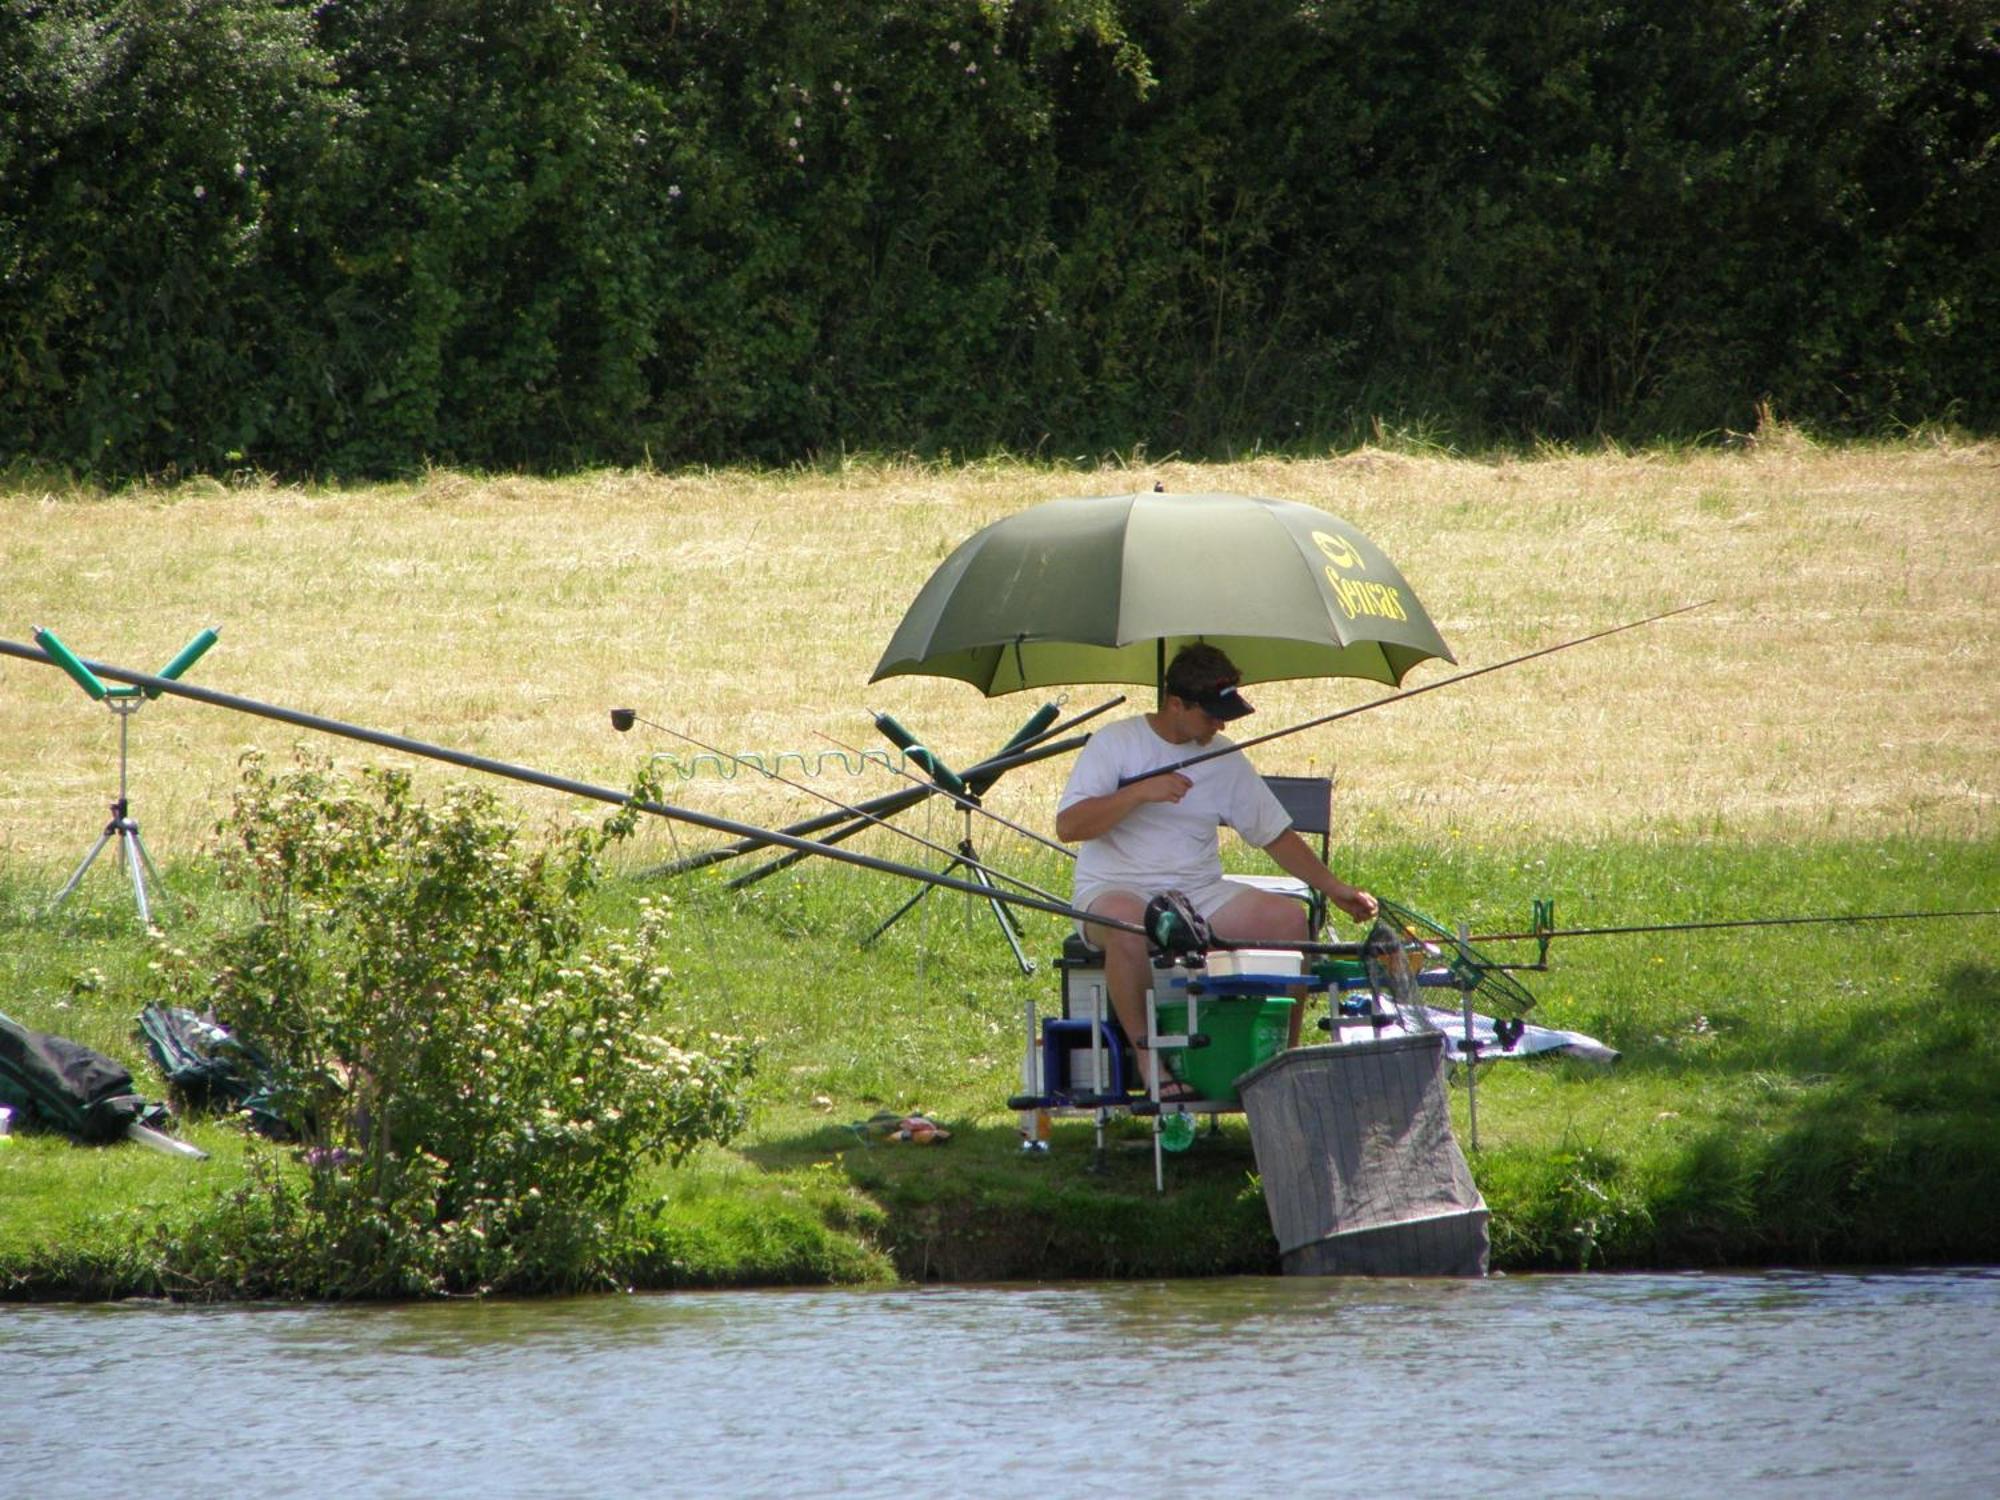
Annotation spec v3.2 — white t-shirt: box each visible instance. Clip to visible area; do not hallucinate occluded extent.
[1059,715,1291,911]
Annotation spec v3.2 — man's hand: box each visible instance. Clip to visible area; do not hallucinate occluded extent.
[1330,883,1378,923]
[1260,830,1377,924]
[1130,771,1192,805]
[1054,771,1191,843]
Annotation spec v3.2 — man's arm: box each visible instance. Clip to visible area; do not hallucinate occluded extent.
[1261,828,1378,922]
[1055,772,1191,843]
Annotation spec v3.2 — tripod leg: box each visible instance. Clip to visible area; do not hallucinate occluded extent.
[128,824,166,889]
[127,825,164,926]
[121,828,153,927]
[862,863,951,946]
[952,839,1026,939]
[965,861,1036,976]
[51,826,117,911]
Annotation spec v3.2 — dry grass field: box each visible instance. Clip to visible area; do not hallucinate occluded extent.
[3,436,1995,875]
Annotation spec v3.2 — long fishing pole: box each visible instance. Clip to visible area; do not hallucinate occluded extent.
[819,728,1077,860]
[718,696,1128,887]
[726,730,1094,890]
[654,779,933,877]
[1119,599,1713,786]
[0,637,1144,938]
[670,694,1122,881]
[656,726,1094,879]
[1476,907,2000,944]
[633,712,1070,907]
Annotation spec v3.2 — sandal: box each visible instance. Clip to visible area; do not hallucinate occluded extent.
[1153,1078,1202,1104]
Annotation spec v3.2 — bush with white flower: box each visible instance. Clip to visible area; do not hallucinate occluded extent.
[152,751,756,1297]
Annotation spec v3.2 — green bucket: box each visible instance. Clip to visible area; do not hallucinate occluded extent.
[1155,995,1294,1103]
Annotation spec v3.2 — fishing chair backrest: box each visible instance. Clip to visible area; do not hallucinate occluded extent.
[1257,773,1334,936]
[1263,774,1333,862]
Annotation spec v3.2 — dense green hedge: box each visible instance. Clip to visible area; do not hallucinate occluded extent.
[3,0,1994,478]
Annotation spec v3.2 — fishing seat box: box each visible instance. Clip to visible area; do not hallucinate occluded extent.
[1058,932,1108,1022]
[1052,934,1124,1094]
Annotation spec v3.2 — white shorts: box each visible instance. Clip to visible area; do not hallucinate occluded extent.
[1073,876,1251,939]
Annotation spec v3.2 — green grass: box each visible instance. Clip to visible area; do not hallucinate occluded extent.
[5,827,1995,1295]
[4,446,1993,1294]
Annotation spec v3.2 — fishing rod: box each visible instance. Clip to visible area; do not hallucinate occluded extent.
[0,636,1145,939]
[655,777,934,877]
[819,728,1077,861]
[724,729,1092,890]
[1477,907,2000,949]
[643,696,1076,875]
[1117,599,1713,787]
[626,711,1071,908]
[658,694,1122,879]
[723,695,1120,890]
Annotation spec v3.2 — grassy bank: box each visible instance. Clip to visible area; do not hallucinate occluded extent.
[2,442,1996,1294]
[4,830,1995,1294]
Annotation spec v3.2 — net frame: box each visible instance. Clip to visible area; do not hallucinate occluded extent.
[1364,896,1538,1020]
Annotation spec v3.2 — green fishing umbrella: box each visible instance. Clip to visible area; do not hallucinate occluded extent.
[871,491,1455,696]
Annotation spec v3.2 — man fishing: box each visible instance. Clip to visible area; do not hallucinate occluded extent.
[1055,643,1378,1095]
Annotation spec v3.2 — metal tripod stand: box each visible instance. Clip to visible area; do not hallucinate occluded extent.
[35,622,217,926]
[52,692,165,924]
[863,794,1036,974]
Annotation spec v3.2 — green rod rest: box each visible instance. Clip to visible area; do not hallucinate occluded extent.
[997,701,1060,755]
[32,626,107,701]
[872,712,969,798]
[146,626,219,699]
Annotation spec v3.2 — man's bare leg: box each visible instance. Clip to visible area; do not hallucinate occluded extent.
[1081,892,1169,1091]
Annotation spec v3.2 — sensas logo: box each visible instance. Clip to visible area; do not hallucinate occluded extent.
[1311,530,1408,623]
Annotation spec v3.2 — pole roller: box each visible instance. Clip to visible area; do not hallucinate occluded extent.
[148,627,220,699]
[31,627,108,701]
[871,711,969,797]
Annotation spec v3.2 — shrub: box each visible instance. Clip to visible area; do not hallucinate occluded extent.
[150,751,756,1297]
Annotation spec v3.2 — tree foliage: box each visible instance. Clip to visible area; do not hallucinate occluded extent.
[3,0,1993,479]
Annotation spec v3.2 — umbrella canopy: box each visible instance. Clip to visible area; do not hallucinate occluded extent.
[872,492,1455,696]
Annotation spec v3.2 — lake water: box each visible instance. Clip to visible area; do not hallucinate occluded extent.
[6,1269,1998,1497]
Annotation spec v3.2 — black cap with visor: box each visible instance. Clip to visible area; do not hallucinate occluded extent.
[1180,683,1254,722]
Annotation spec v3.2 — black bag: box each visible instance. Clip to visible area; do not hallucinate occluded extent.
[0,1010,156,1143]
[136,1004,291,1138]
